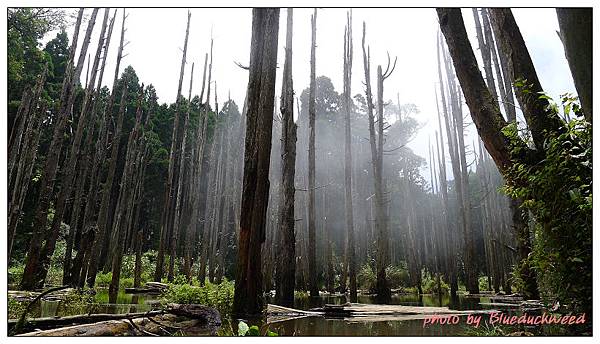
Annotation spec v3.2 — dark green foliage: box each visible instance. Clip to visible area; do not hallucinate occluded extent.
[502,94,591,319]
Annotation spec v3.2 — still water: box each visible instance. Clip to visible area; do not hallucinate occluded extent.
[31,290,516,336]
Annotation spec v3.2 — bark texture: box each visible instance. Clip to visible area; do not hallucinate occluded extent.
[233,7,279,316]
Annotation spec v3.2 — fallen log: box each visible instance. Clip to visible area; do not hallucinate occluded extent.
[12,303,221,336]
[8,310,165,333]
[145,282,169,290]
[124,287,163,294]
[165,303,221,326]
[266,303,497,324]
[16,314,216,336]
[124,282,169,294]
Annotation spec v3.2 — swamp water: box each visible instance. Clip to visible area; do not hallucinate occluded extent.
[23,290,523,336]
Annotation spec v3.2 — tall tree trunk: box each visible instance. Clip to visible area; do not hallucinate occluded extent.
[362,22,393,302]
[20,8,94,290]
[108,89,145,302]
[8,66,47,261]
[443,50,479,294]
[435,89,458,297]
[437,7,546,298]
[488,9,563,152]
[343,10,358,302]
[556,8,592,123]
[84,9,128,287]
[183,56,208,280]
[307,8,319,298]
[168,62,195,282]
[481,8,516,122]
[155,11,191,281]
[275,8,297,308]
[233,7,279,317]
[436,8,513,174]
[26,10,103,287]
[63,9,117,285]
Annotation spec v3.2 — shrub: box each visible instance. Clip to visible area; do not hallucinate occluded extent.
[8,264,24,285]
[386,264,411,289]
[8,298,26,319]
[95,272,112,288]
[357,264,375,292]
[58,289,95,315]
[503,97,592,317]
[162,279,234,315]
[478,276,490,292]
[421,271,449,294]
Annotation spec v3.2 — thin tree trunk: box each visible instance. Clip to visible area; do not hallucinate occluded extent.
[20,8,93,290]
[155,11,191,281]
[22,8,101,289]
[108,89,145,302]
[8,66,47,261]
[275,7,297,308]
[306,8,319,298]
[343,10,358,302]
[488,8,562,152]
[84,9,128,287]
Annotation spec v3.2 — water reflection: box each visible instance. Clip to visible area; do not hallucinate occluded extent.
[27,290,507,336]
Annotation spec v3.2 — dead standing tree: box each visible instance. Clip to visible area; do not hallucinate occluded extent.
[108,87,146,302]
[362,21,396,303]
[169,61,195,282]
[84,9,128,287]
[21,8,99,290]
[275,8,297,308]
[8,65,48,260]
[63,9,117,285]
[155,11,191,281]
[307,8,319,298]
[233,7,279,317]
[343,10,358,302]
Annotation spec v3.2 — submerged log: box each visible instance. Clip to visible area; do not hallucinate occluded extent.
[124,288,163,294]
[17,314,216,336]
[124,282,169,294]
[266,303,496,324]
[12,303,220,336]
[8,311,165,333]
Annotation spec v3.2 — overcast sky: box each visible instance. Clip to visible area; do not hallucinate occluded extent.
[50,8,575,186]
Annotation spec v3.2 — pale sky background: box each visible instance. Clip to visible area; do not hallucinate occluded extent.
[48,8,576,186]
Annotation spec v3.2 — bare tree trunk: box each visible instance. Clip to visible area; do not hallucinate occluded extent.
[436,8,513,174]
[189,47,213,285]
[109,89,145,302]
[444,52,479,294]
[20,8,93,290]
[63,9,117,285]
[8,66,47,261]
[85,9,127,287]
[24,8,105,289]
[488,8,562,152]
[183,56,208,280]
[167,62,195,282]
[275,8,297,308]
[556,8,592,123]
[233,7,279,317]
[306,8,319,298]
[343,10,358,302]
[155,11,191,281]
[362,22,394,302]
[481,8,516,122]
[437,7,546,298]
